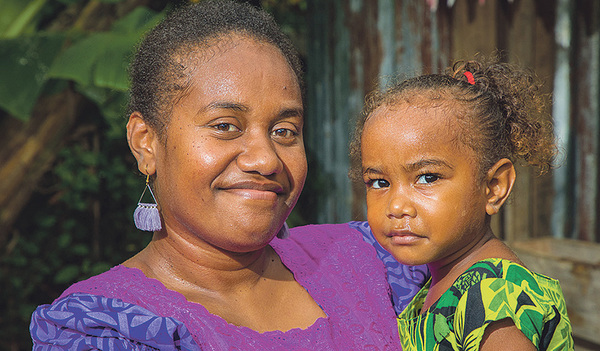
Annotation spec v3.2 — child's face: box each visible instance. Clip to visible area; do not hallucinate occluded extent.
[361,101,490,267]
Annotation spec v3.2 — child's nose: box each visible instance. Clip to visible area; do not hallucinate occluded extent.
[386,192,417,219]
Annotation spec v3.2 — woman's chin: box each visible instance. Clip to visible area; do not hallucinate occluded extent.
[216,233,277,254]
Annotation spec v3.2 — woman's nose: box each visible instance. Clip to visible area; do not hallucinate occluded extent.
[386,191,417,219]
[236,134,283,176]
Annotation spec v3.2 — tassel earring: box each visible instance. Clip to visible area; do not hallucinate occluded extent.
[133,171,162,231]
[276,222,290,239]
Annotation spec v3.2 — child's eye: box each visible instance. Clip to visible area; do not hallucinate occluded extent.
[416,174,439,184]
[368,179,390,189]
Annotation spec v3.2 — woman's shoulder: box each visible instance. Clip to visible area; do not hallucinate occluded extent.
[287,222,360,241]
[58,265,155,302]
[284,221,429,314]
[280,222,373,263]
[58,264,204,319]
[32,266,204,349]
[279,222,379,270]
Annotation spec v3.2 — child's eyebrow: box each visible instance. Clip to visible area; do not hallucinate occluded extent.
[405,158,454,172]
[362,167,384,176]
[361,159,453,176]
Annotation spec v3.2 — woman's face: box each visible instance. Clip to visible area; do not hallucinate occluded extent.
[153,37,306,253]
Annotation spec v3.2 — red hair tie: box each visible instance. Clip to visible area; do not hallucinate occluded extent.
[464,71,475,85]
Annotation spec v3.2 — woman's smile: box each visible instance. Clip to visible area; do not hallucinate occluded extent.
[219,180,285,202]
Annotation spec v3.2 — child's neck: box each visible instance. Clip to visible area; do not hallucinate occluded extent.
[421,228,520,313]
[429,228,495,286]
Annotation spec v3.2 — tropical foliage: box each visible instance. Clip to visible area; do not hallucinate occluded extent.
[0,1,173,347]
[0,0,306,348]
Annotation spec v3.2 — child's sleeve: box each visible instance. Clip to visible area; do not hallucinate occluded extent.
[452,275,574,350]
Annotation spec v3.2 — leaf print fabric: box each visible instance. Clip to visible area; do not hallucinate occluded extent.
[397,258,574,351]
[31,293,198,350]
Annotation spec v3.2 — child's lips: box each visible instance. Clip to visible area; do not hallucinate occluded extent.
[386,230,424,245]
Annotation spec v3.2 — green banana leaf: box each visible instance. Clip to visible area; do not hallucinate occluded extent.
[0,33,66,120]
[0,5,162,121]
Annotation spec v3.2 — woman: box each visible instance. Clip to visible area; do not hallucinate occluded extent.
[30,1,427,349]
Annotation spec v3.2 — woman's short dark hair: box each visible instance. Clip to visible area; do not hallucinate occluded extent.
[128,0,303,136]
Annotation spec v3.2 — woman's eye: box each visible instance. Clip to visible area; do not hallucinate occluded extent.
[369,179,390,189]
[271,128,298,139]
[416,174,439,184]
[214,123,240,132]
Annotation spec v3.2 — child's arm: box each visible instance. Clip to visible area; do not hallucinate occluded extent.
[480,318,536,351]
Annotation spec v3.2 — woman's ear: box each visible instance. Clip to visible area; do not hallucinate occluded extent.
[484,158,516,215]
[126,112,159,175]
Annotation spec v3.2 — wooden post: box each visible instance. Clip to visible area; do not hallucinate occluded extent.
[572,0,599,242]
[552,0,574,239]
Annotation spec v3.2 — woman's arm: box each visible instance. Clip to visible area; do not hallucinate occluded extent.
[31,293,199,350]
[349,221,430,313]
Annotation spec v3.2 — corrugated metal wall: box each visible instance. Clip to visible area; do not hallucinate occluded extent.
[306,0,449,223]
[305,0,600,243]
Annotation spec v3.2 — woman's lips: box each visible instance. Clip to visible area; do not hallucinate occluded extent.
[220,181,284,201]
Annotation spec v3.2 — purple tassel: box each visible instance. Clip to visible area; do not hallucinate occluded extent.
[133,203,162,231]
[133,182,161,231]
[276,222,290,239]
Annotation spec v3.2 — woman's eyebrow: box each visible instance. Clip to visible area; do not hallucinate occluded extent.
[205,101,250,112]
[279,107,303,118]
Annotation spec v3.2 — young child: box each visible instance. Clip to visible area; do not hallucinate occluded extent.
[351,60,574,350]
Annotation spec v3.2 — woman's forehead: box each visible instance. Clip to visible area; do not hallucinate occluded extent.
[173,35,298,87]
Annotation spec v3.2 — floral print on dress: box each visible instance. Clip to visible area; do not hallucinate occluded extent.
[31,293,198,350]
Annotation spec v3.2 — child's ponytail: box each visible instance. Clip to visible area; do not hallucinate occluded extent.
[349,57,558,182]
[450,59,557,174]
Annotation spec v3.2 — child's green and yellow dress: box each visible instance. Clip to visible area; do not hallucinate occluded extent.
[397,258,573,350]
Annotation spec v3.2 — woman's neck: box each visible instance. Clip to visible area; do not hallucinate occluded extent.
[124,228,274,295]
[123,227,328,332]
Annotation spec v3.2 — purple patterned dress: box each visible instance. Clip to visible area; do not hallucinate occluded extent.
[31,222,428,350]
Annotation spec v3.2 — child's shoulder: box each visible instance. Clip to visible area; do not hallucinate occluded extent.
[397,258,573,350]
[462,258,558,285]
[450,258,563,300]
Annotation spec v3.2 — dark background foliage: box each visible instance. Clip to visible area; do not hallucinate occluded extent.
[0,0,307,348]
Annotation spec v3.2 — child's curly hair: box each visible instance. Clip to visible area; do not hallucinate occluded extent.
[349,58,557,181]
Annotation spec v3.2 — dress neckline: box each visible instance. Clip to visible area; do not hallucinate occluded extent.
[114,239,330,336]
